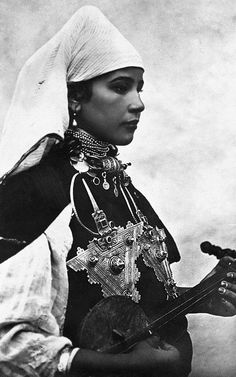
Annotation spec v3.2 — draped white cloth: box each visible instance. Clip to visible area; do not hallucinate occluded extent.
[0,5,143,180]
[0,204,73,376]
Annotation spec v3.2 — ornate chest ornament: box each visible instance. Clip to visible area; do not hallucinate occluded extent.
[67,175,178,303]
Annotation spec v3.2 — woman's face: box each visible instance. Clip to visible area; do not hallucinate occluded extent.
[78,67,145,145]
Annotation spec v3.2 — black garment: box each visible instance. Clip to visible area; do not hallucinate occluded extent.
[0,148,192,377]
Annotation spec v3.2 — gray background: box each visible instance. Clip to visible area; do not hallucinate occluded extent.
[1,1,236,376]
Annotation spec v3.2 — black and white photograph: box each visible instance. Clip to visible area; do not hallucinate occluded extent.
[0,1,236,376]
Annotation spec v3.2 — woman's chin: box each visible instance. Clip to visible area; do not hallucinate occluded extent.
[115,132,135,146]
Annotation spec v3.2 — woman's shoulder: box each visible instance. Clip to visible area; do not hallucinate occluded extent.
[0,148,72,245]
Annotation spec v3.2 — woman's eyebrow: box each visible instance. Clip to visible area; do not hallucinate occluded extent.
[109,76,134,83]
[109,76,144,87]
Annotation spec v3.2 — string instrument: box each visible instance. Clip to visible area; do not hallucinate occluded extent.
[79,258,236,353]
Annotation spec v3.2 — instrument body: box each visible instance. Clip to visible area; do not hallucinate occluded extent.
[79,295,149,353]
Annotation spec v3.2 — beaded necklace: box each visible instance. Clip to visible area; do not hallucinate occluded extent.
[64,128,130,175]
[65,128,110,159]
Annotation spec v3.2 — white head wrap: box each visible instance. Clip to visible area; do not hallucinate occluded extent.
[0,5,143,180]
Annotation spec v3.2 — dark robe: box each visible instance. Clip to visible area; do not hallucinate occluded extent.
[0,148,192,377]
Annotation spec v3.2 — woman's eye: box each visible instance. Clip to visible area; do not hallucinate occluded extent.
[112,84,129,94]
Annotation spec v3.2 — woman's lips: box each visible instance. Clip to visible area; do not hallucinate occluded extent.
[122,119,139,127]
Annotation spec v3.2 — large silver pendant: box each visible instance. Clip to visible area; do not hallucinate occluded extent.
[140,226,178,299]
[67,221,178,302]
[67,221,143,302]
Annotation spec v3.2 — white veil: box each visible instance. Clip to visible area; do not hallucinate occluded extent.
[0,5,143,181]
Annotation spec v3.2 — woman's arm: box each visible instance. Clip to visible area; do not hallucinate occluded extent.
[69,338,181,376]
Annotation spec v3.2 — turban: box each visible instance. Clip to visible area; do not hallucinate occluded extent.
[0,5,143,180]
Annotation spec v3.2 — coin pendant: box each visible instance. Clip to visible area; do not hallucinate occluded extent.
[103,181,110,190]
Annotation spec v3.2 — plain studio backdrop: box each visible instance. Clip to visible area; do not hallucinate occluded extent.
[1,1,236,376]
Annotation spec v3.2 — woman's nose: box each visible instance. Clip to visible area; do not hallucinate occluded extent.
[128,94,145,114]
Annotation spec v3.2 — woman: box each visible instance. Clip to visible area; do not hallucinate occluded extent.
[0,6,235,377]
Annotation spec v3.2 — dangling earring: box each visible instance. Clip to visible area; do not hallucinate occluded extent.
[72,112,78,128]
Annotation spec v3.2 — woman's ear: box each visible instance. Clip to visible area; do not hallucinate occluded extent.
[68,98,81,113]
